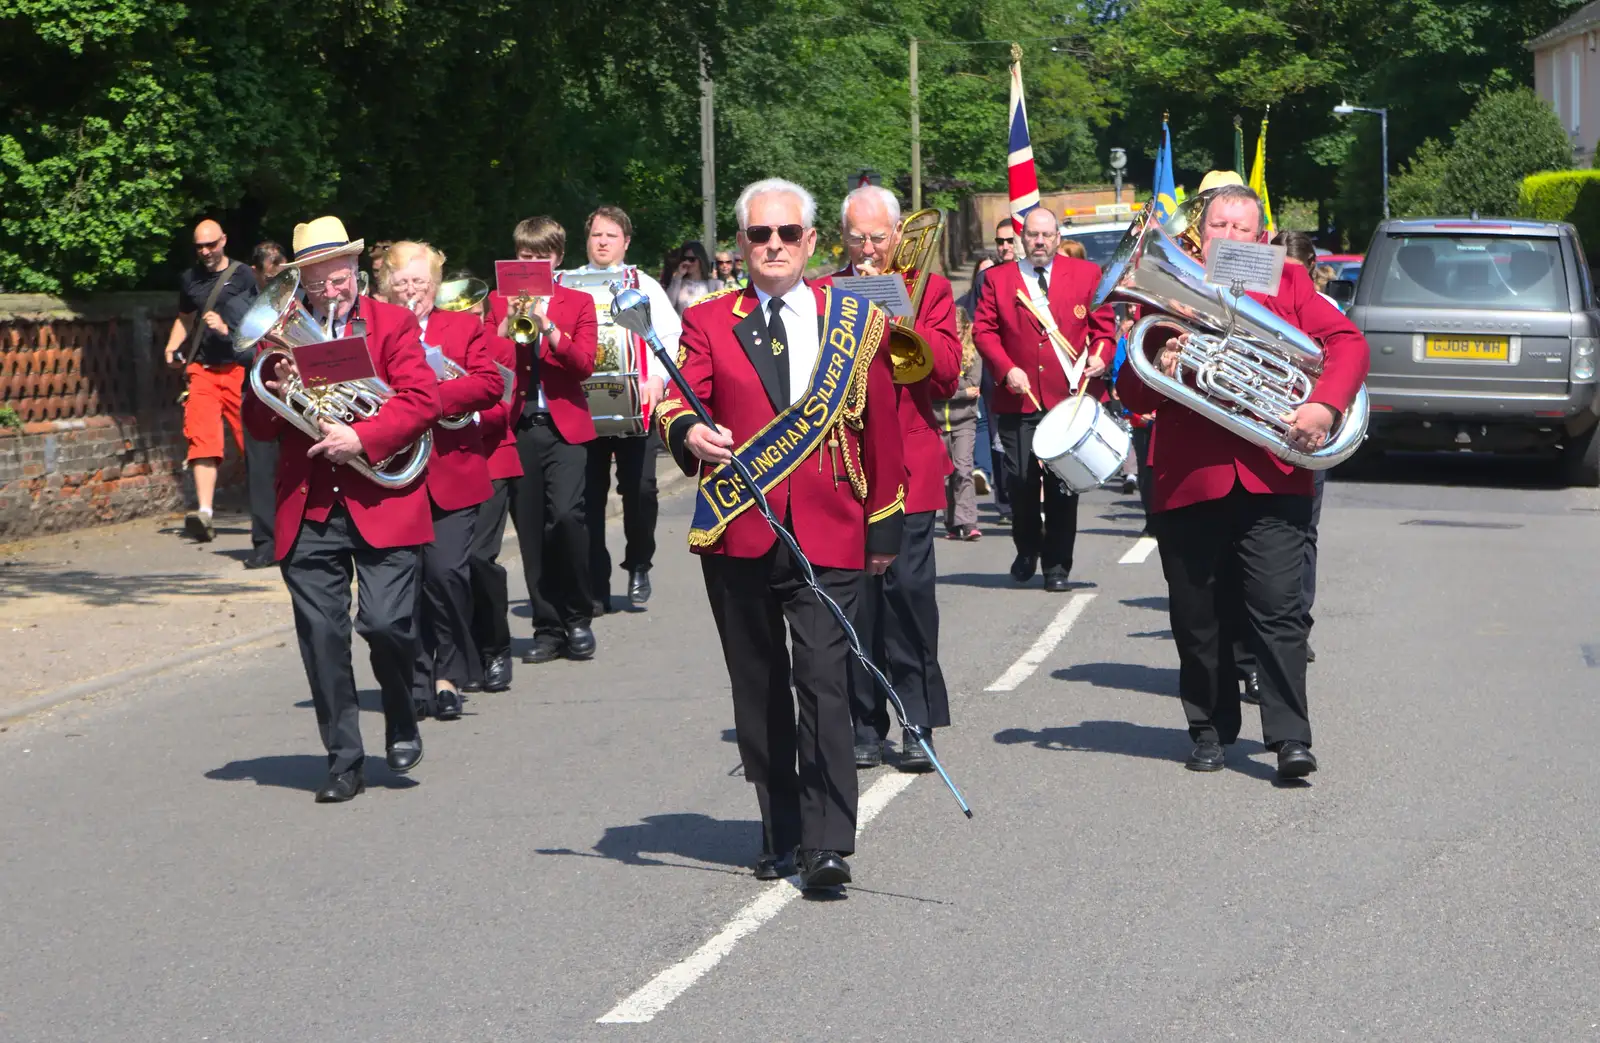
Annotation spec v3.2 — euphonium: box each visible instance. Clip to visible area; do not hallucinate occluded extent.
[436,276,514,402]
[1092,198,1369,470]
[407,297,473,431]
[880,208,944,384]
[236,268,433,489]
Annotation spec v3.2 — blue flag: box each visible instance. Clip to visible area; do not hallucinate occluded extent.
[1153,119,1178,222]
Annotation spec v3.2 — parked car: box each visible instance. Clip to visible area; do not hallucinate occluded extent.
[1347,217,1600,484]
[1320,253,1364,283]
[1059,219,1133,267]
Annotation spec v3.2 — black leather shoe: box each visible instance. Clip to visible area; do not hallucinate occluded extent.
[243,549,275,570]
[591,597,609,617]
[1241,673,1263,705]
[1043,569,1070,593]
[1276,741,1318,778]
[184,511,215,543]
[855,740,883,769]
[566,625,596,660]
[315,767,365,802]
[434,687,462,721]
[898,728,933,773]
[799,849,852,891]
[629,568,652,605]
[524,634,565,664]
[1307,644,1317,664]
[754,850,798,881]
[1010,553,1038,583]
[413,699,431,720]
[387,739,423,774]
[1186,741,1225,772]
[482,653,512,692]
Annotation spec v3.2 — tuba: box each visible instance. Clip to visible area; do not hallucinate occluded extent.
[1093,198,1369,470]
[880,208,944,384]
[235,268,433,488]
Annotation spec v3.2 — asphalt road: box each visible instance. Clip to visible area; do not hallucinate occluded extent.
[4,454,1600,1042]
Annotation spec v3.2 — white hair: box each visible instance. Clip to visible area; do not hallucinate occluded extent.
[840,185,901,229]
[735,178,816,229]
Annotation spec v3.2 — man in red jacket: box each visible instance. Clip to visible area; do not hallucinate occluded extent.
[972,206,1118,592]
[657,178,906,892]
[482,217,601,664]
[242,216,441,803]
[1116,184,1369,779]
[829,185,962,772]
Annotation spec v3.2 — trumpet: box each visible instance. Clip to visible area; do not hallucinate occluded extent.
[235,269,432,489]
[507,292,546,346]
[879,208,944,384]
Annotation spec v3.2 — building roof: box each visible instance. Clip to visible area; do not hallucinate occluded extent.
[1528,0,1600,50]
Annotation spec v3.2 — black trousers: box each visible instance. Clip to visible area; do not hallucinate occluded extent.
[584,432,659,602]
[414,502,477,708]
[468,477,513,670]
[512,416,592,634]
[245,428,278,553]
[1153,485,1313,749]
[997,411,1080,574]
[702,544,859,857]
[849,510,951,740]
[280,508,422,774]
[1304,469,1326,631]
[1131,424,1154,521]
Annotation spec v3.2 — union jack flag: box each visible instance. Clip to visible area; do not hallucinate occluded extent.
[1007,54,1041,234]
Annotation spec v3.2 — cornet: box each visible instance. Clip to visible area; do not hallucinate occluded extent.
[235,269,432,488]
[506,292,546,346]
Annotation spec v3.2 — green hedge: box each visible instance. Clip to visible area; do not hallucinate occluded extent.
[1517,171,1600,252]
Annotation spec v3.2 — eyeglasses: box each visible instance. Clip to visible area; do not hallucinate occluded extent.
[195,238,223,251]
[844,232,892,248]
[744,224,805,245]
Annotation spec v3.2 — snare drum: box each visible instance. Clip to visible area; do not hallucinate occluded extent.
[1032,396,1132,494]
[582,325,647,437]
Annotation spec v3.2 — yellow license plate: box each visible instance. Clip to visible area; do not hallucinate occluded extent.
[1424,335,1509,361]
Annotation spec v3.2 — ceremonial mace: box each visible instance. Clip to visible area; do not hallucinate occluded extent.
[610,285,973,818]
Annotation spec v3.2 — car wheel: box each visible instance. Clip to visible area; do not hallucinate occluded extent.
[1561,423,1600,487]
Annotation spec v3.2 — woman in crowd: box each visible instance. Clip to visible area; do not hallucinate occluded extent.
[662,240,719,315]
[937,309,985,541]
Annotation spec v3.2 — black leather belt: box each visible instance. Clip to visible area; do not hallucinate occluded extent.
[517,411,554,430]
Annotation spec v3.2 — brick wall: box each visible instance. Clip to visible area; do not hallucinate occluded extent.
[0,293,245,541]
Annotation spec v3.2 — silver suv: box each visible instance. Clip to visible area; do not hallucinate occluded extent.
[1348,217,1600,484]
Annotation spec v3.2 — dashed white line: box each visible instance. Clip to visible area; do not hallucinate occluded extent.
[984,592,1096,692]
[596,771,917,1025]
[1118,536,1158,565]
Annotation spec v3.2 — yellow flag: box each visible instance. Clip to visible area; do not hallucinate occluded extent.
[1248,116,1275,236]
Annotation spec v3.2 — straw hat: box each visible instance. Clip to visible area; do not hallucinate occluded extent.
[1196,170,1246,193]
[288,216,365,267]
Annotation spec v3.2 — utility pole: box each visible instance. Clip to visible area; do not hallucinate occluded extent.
[909,37,921,211]
[699,46,716,248]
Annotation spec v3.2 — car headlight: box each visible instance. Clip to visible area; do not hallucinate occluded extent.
[1573,337,1596,382]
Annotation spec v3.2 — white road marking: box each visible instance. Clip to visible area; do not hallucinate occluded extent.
[596,771,916,1025]
[1119,536,1158,565]
[984,593,1096,692]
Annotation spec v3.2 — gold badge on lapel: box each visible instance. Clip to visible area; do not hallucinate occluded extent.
[1074,304,1087,319]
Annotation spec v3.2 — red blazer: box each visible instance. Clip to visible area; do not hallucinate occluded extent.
[242,295,441,559]
[485,285,599,445]
[420,307,500,512]
[1116,262,1370,512]
[972,258,1118,413]
[657,282,907,570]
[476,321,521,480]
[826,267,960,514]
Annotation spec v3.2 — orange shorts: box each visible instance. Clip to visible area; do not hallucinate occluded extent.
[183,362,246,461]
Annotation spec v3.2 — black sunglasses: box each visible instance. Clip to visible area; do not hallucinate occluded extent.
[195,237,223,251]
[744,224,805,245]
[994,236,1016,245]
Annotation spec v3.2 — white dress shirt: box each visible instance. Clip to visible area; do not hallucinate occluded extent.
[753,280,820,406]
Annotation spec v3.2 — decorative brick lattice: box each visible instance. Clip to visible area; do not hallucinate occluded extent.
[0,319,142,422]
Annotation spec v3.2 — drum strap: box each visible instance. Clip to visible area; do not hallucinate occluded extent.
[1016,260,1086,389]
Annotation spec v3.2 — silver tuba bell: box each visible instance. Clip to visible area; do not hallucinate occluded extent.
[234,268,432,489]
[1093,200,1369,470]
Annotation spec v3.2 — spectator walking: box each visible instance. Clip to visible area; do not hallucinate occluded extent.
[239,240,287,567]
[663,241,719,315]
[162,218,258,544]
[713,249,746,289]
[937,310,984,540]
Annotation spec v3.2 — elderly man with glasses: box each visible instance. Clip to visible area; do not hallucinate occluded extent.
[656,178,906,893]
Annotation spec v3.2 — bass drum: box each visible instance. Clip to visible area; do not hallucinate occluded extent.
[1032,396,1131,494]
[583,323,647,437]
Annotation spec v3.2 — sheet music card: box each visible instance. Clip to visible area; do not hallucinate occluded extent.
[294,336,376,388]
[1204,240,1286,296]
[495,259,554,298]
[831,274,913,318]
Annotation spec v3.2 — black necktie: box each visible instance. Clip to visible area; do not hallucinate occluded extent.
[766,297,790,404]
[1034,265,1049,298]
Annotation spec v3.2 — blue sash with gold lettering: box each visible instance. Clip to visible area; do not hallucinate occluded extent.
[687,288,886,548]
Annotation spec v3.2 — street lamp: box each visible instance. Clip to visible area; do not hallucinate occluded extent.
[1109,147,1127,205]
[1334,101,1389,220]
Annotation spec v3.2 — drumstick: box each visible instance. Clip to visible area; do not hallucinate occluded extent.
[1024,388,1043,412]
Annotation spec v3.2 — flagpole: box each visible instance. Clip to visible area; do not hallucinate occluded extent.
[1233,114,1243,174]
[910,37,921,211]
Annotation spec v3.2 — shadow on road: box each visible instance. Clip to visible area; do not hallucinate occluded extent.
[939,572,1097,590]
[1051,661,1179,697]
[536,812,762,870]
[1333,449,1569,490]
[204,754,420,792]
[0,561,263,607]
[994,720,1281,781]
[1120,595,1169,613]
[1078,527,1143,538]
